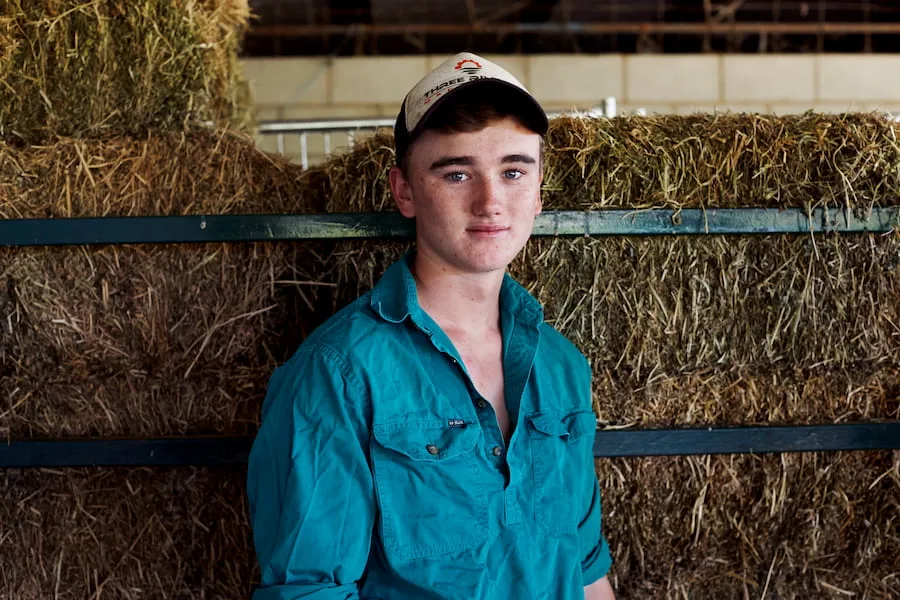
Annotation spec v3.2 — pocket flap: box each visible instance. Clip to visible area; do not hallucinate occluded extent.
[528,410,596,441]
[373,420,479,461]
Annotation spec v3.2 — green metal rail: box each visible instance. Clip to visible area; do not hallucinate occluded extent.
[2,207,897,247]
[2,423,898,467]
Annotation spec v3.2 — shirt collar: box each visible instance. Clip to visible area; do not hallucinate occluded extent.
[370,252,544,328]
[369,252,420,324]
[499,272,544,327]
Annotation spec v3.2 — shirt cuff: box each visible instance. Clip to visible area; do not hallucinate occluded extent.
[582,535,613,587]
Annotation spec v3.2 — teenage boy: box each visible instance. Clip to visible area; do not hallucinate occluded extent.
[248,52,615,600]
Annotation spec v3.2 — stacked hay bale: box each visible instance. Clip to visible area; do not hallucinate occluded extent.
[0,0,253,141]
[1,7,897,595]
[0,1,313,596]
[319,113,900,599]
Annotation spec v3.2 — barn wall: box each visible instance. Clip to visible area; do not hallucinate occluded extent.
[242,53,900,163]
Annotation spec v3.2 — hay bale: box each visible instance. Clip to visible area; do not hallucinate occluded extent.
[318,113,900,212]
[522,234,900,377]
[0,132,332,438]
[0,0,252,143]
[601,451,899,599]
[0,131,319,217]
[1,241,326,438]
[542,112,900,210]
[0,467,255,598]
[592,366,900,428]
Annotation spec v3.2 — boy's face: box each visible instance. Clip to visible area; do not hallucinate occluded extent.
[390,116,543,277]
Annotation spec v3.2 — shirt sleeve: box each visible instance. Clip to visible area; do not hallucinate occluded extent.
[247,343,375,600]
[577,359,613,586]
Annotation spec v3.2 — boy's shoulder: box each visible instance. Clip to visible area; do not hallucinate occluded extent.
[304,291,386,352]
[537,321,589,369]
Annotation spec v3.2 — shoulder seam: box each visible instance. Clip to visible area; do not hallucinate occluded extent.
[295,341,366,397]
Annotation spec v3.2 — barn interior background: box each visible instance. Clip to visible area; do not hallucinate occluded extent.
[1,1,899,598]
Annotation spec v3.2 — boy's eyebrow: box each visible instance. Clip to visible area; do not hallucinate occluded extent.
[429,154,537,170]
[502,154,537,164]
[429,156,474,170]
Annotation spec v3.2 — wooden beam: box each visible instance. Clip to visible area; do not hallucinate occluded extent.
[247,22,900,38]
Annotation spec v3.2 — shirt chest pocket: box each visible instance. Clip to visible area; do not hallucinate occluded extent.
[371,421,488,561]
[526,410,597,537]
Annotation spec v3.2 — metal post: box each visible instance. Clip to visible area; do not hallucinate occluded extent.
[603,96,617,118]
[300,133,309,170]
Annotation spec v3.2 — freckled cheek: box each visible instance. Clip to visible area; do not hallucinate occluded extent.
[508,188,541,217]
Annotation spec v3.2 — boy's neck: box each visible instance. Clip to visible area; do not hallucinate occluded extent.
[410,253,504,335]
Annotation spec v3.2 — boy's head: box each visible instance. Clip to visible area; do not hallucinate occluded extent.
[388,53,547,277]
[393,53,548,173]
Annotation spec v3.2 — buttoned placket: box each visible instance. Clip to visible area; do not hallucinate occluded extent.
[498,314,539,525]
[423,315,539,528]
[441,347,507,466]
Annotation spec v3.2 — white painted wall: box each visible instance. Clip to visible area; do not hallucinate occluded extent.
[242,54,900,163]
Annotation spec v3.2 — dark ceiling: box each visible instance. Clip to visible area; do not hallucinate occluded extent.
[242,1,900,56]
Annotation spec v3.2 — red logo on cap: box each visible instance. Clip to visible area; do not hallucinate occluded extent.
[454,59,482,75]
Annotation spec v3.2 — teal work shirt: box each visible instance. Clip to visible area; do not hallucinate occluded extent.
[247,254,612,599]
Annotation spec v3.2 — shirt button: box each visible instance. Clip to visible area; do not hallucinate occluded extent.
[492,446,503,457]
[426,444,439,455]
[476,399,488,409]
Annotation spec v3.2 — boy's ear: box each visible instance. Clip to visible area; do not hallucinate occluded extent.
[535,156,544,216]
[390,167,416,218]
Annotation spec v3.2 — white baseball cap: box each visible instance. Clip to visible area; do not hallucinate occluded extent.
[393,52,548,160]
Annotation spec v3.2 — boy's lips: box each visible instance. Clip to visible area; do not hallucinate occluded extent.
[467,225,510,238]
[467,224,509,232]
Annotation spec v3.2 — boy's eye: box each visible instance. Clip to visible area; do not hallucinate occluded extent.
[504,169,524,180]
[446,172,469,182]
